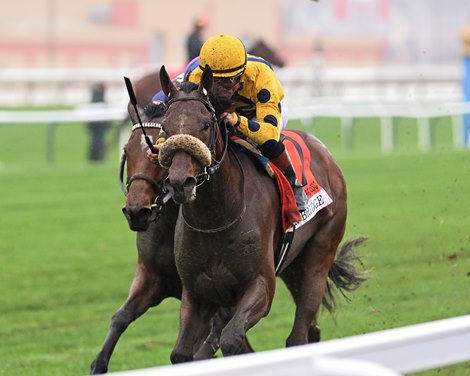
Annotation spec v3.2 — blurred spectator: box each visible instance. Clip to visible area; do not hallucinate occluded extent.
[87,82,110,162]
[186,16,207,63]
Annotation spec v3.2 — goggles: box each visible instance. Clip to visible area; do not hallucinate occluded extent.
[213,74,243,87]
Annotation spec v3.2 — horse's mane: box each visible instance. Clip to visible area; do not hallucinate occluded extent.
[179,81,199,93]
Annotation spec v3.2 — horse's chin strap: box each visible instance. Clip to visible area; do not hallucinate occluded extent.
[191,120,229,188]
[205,120,229,176]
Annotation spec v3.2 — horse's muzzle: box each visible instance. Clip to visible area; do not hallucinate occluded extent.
[122,205,154,231]
[164,176,197,205]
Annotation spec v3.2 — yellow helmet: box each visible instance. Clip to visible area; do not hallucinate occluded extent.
[199,34,247,78]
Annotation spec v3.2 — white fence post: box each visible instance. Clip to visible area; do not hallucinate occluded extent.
[417,117,431,151]
[380,116,394,154]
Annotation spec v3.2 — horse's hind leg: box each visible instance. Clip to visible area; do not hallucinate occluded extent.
[281,216,345,347]
[90,265,168,374]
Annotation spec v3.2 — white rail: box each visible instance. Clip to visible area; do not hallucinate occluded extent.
[1,100,468,154]
[0,102,127,123]
[107,315,470,376]
[289,99,470,152]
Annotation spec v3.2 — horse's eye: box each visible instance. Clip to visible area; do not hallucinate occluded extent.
[202,121,212,131]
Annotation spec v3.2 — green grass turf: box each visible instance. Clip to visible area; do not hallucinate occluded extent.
[0,116,469,375]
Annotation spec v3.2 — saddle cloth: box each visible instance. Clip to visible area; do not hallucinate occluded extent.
[230,130,333,232]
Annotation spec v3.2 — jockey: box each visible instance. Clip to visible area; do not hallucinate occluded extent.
[148,34,307,212]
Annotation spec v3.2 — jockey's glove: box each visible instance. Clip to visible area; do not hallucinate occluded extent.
[231,113,241,128]
[156,129,167,146]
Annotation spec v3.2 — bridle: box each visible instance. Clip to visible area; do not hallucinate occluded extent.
[165,92,247,233]
[119,122,171,221]
[166,94,229,186]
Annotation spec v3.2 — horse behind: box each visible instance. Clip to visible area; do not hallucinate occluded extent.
[157,65,366,363]
[90,99,181,374]
[248,39,285,67]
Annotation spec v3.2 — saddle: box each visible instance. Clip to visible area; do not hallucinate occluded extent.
[230,130,332,232]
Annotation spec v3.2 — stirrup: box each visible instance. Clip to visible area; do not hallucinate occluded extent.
[293,186,308,212]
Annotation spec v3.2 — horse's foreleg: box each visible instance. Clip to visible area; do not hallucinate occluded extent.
[219,275,274,356]
[171,288,216,364]
[193,307,256,360]
[193,306,228,360]
[90,266,166,374]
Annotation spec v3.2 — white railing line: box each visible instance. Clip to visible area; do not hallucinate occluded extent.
[0,100,468,153]
[288,101,470,119]
[1,100,469,124]
[106,315,470,376]
[0,103,128,124]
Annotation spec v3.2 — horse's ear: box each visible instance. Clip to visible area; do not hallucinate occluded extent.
[200,65,213,94]
[127,101,148,125]
[160,65,178,98]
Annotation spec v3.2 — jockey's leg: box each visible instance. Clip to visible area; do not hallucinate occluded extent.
[270,143,308,212]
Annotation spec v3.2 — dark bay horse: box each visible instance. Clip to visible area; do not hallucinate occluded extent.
[157,65,366,363]
[248,39,285,67]
[90,89,252,374]
[90,106,179,374]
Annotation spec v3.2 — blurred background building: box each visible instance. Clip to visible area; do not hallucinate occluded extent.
[1,0,469,106]
[1,0,469,70]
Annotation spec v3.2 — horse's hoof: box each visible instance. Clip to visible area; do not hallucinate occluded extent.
[90,358,108,375]
[219,333,243,356]
[170,351,193,364]
[194,343,218,360]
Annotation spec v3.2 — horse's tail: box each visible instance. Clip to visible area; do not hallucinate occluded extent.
[322,236,369,313]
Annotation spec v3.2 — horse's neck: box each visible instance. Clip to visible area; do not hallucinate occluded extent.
[184,148,244,228]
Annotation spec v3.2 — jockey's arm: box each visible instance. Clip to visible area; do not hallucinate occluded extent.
[224,68,283,148]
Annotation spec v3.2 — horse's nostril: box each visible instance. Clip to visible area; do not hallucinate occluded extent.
[183,177,197,190]
[124,206,152,220]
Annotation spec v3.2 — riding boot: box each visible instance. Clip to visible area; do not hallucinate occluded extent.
[270,148,308,212]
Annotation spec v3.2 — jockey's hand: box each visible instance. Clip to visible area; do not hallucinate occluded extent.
[146,129,166,164]
[146,147,159,164]
[220,112,236,126]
